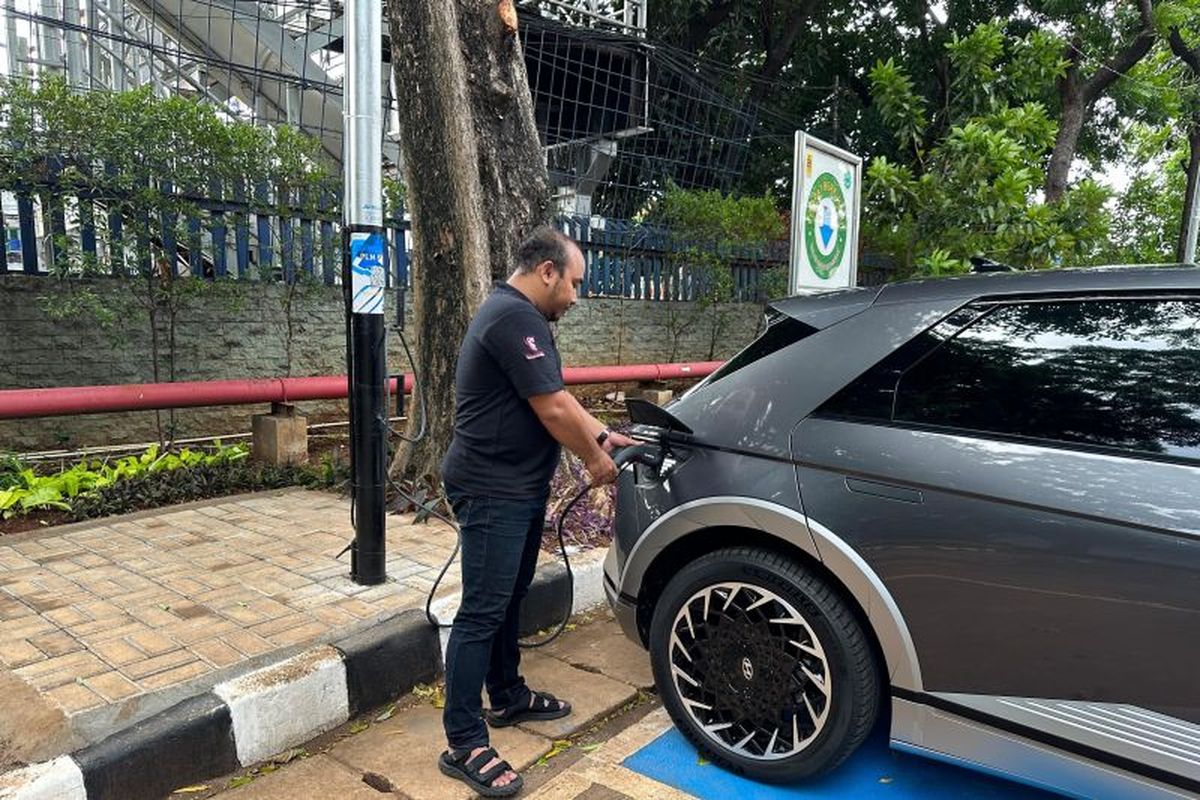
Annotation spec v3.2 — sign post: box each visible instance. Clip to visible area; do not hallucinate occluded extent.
[343,0,387,585]
[789,132,862,293]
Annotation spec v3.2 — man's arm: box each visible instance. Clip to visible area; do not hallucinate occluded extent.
[562,391,636,453]
[528,390,617,484]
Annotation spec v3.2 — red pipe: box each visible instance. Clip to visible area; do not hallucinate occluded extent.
[0,362,721,420]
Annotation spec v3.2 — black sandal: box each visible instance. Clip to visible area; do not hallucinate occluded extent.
[438,747,524,798]
[485,689,572,728]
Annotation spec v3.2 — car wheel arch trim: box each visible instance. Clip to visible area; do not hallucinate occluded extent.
[619,495,923,692]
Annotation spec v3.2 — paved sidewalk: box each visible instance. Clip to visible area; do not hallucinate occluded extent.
[207,613,669,800]
[0,488,484,766]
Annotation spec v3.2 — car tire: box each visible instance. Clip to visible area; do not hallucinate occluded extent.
[649,546,879,782]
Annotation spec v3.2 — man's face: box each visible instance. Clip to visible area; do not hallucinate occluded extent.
[543,246,584,322]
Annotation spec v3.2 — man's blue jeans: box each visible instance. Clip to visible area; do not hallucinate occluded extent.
[442,483,547,751]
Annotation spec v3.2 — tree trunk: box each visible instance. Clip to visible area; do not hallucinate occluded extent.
[747,0,818,105]
[1045,3,1156,203]
[1045,91,1086,204]
[1178,117,1200,263]
[386,0,550,486]
[1169,29,1200,263]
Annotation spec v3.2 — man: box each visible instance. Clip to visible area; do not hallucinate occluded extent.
[438,226,636,797]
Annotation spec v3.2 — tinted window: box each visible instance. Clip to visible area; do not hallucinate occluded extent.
[819,307,985,420]
[702,314,815,387]
[894,298,1200,458]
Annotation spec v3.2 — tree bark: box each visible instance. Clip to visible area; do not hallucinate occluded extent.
[1046,76,1087,203]
[386,0,550,486]
[748,0,818,104]
[1044,1,1156,203]
[1177,119,1200,263]
[1169,28,1200,262]
[682,0,738,53]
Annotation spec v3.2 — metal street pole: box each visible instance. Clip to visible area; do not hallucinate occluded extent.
[343,0,387,584]
[1185,163,1200,264]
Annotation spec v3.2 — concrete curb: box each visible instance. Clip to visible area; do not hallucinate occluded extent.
[0,549,606,800]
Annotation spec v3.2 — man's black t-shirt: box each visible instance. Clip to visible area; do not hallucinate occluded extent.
[441,283,564,499]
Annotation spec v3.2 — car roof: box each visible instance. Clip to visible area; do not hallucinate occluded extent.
[770,265,1199,329]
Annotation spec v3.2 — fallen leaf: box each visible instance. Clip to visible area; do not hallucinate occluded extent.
[228,776,254,788]
[172,786,210,794]
[259,764,278,774]
[697,757,709,766]
[375,704,396,722]
[158,604,171,611]
[274,748,305,764]
[363,772,397,793]
[349,720,370,734]
[413,683,447,709]
[579,744,602,753]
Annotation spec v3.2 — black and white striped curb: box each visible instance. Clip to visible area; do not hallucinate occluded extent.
[0,552,605,800]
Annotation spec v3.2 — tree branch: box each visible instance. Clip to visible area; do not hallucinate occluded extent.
[755,0,819,87]
[1169,27,1200,75]
[683,0,738,52]
[844,70,872,107]
[759,0,775,58]
[1081,0,1156,104]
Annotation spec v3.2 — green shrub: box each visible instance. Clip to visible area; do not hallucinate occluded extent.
[0,443,250,519]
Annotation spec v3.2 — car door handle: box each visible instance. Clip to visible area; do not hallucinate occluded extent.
[845,477,923,504]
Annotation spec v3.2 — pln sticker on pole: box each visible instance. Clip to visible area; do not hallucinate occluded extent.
[350,231,386,315]
[789,132,862,293]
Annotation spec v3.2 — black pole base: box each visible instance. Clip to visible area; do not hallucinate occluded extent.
[345,225,389,586]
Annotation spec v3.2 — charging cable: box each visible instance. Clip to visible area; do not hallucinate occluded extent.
[422,441,663,648]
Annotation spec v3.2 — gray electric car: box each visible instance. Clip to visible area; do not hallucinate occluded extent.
[605,265,1200,799]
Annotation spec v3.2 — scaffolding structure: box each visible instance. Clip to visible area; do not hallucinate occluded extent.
[0,0,772,220]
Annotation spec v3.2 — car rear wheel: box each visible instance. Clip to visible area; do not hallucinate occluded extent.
[649,546,879,782]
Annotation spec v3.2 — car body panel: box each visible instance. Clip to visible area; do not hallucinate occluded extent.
[793,418,1200,726]
[892,697,1199,799]
[669,298,966,457]
[608,265,1200,796]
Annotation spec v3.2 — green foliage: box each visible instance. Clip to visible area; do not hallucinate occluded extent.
[383,176,407,221]
[0,442,249,519]
[651,186,786,357]
[0,75,333,201]
[864,22,1114,276]
[869,58,929,155]
[0,76,343,401]
[68,457,317,521]
[654,186,786,305]
[0,74,337,281]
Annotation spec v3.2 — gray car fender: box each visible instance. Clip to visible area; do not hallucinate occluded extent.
[618,496,923,691]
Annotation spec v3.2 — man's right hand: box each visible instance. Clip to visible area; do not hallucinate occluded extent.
[585,453,618,485]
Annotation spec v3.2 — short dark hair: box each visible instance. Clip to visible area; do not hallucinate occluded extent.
[515,226,577,276]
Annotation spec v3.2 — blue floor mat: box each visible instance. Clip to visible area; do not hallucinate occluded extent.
[622,719,1063,799]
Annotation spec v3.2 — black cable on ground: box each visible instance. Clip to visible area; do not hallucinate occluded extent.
[417,476,594,649]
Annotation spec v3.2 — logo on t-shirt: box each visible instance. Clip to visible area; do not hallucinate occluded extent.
[523,336,546,360]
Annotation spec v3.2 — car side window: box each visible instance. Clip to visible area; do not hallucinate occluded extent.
[817,307,984,421]
[893,298,1200,460]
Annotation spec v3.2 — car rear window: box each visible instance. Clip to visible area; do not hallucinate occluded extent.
[701,313,817,387]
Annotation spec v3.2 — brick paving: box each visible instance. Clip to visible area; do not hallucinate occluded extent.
[0,489,466,747]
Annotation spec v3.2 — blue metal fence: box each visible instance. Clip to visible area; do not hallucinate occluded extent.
[557,215,787,302]
[0,184,784,302]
